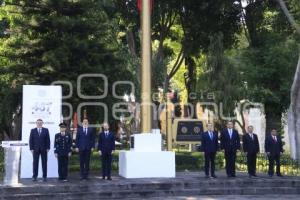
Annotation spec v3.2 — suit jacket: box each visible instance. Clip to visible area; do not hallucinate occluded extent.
[98,131,115,154]
[54,132,72,156]
[242,133,259,154]
[201,131,219,153]
[29,127,50,151]
[265,135,283,156]
[76,126,95,151]
[220,129,241,152]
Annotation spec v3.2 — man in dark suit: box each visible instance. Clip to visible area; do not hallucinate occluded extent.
[75,118,95,180]
[98,123,115,180]
[265,129,284,177]
[221,121,241,178]
[242,125,260,178]
[54,122,72,182]
[201,123,219,178]
[29,119,50,182]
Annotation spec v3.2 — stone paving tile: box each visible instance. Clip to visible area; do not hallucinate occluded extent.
[137,195,300,200]
[5,170,299,187]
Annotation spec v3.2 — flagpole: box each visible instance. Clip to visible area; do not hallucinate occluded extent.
[140,0,152,134]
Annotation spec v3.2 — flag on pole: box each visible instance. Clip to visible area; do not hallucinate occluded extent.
[73,112,78,129]
[137,0,154,13]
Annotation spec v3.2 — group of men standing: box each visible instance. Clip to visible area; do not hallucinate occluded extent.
[29,118,284,182]
[29,118,115,182]
[201,121,284,178]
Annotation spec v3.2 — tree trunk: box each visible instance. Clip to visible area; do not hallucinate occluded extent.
[289,56,300,159]
[265,107,282,135]
[275,0,300,159]
[184,56,197,118]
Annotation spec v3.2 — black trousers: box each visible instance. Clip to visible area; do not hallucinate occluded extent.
[225,150,236,176]
[33,149,47,178]
[101,153,112,178]
[246,152,257,175]
[268,154,281,176]
[79,150,91,178]
[57,155,69,180]
[204,152,216,176]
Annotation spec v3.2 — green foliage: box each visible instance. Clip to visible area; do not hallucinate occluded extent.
[239,2,300,131]
[0,17,8,37]
[198,32,246,119]
[196,1,300,131]
[0,0,136,136]
[0,0,299,139]
[241,36,299,111]
[178,0,240,56]
[175,152,224,171]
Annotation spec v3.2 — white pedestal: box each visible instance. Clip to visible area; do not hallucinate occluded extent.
[131,133,161,152]
[119,133,175,178]
[1,141,28,185]
[3,147,21,185]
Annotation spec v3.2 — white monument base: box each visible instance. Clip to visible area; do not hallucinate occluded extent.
[119,132,175,178]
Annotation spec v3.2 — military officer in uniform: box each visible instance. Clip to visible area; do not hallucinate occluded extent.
[54,122,72,181]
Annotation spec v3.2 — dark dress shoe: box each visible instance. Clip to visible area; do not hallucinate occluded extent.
[211,175,217,179]
[32,178,37,182]
[43,178,47,182]
[107,177,112,181]
[277,174,283,177]
[205,175,210,178]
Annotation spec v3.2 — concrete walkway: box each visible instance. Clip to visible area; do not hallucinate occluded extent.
[147,195,300,200]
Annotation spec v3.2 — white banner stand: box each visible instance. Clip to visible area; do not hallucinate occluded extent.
[20,85,62,178]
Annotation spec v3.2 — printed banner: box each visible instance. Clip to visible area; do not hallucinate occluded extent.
[21,85,62,178]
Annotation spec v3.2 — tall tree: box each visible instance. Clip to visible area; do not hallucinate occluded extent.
[178,0,241,118]
[239,0,299,133]
[276,0,300,159]
[0,0,134,139]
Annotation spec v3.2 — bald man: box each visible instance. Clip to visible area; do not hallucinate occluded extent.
[98,123,115,180]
